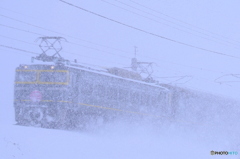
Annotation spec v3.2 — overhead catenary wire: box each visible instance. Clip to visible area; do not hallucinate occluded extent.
[153,75,193,85]
[0,34,40,46]
[128,0,240,45]
[0,14,135,59]
[0,44,39,55]
[0,35,129,67]
[0,44,110,69]
[2,43,240,96]
[0,45,221,87]
[0,34,205,78]
[0,24,235,76]
[102,0,240,49]
[151,62,233,87]
[68,41,131,59]
[214,74,240,84]
[0,34,216,85]
[0,35,199,80]
[0,23,132,59]
[59,0,240,60]
[1,3,240,87]
[1,34,237,90]
[0,23,43,36]
[2,3,239,55]
[0,11,239,75]
[0,8,239,79]
[0,42,230,85]
[0,11,131,55]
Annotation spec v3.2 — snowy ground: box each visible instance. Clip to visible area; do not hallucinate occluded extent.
[1,115,240,159]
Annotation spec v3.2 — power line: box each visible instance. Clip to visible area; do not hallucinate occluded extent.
[152,62,236,88]
[1,7,238,80]
[0,34,38,46]
[0,25,234,76]
[0,34,129,67]
[68,41,131,59]
[103,0,240,49]
[128,0,240,45]
[0,6,50,24]
[0,47,33,57]
[0,23,43,36]
[62,50,128,67]
[0,23,132,59]
[59,0,240,60]
[0,11,237,77]
[1,4,239,100]
[0,44,39,55]
[0,44,126,71]
[0,34,214,76]
[0,39,191,84]
[0,9,239,69]
[152,57,226,74]
[0,12,131,55]
[0,13,134,56]
[2,43,240,94]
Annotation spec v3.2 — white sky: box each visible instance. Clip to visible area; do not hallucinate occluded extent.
[1,0,240,100]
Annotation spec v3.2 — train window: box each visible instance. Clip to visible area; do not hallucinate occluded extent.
[16,71,37,82]
[39,71,68,83]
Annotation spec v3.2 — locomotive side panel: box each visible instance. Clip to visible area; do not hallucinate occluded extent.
[75,69,171,122]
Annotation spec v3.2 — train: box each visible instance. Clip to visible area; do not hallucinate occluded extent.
[14,62,175,129]
[14,61,239,129]
[14,37,240,130]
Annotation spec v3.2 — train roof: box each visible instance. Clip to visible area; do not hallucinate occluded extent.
[17,63,169,91]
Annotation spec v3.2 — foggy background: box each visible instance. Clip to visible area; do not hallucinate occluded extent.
[1,0,240,158]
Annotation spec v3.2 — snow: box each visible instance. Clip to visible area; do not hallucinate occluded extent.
[1,119,240,159]
[1,0,240,158]
[0,123,229,159]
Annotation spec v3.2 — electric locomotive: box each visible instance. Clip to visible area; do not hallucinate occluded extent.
[14,63,172,128]
[13,37,172,129]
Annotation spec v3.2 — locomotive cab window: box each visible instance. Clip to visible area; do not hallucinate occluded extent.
[39,71,68,83]
[16,70,37,82]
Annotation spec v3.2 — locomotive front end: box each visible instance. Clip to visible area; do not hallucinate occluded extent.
[14,64,70,128]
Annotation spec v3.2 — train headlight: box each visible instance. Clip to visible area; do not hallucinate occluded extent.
[24,65,28,69]
[50,66,55,69]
